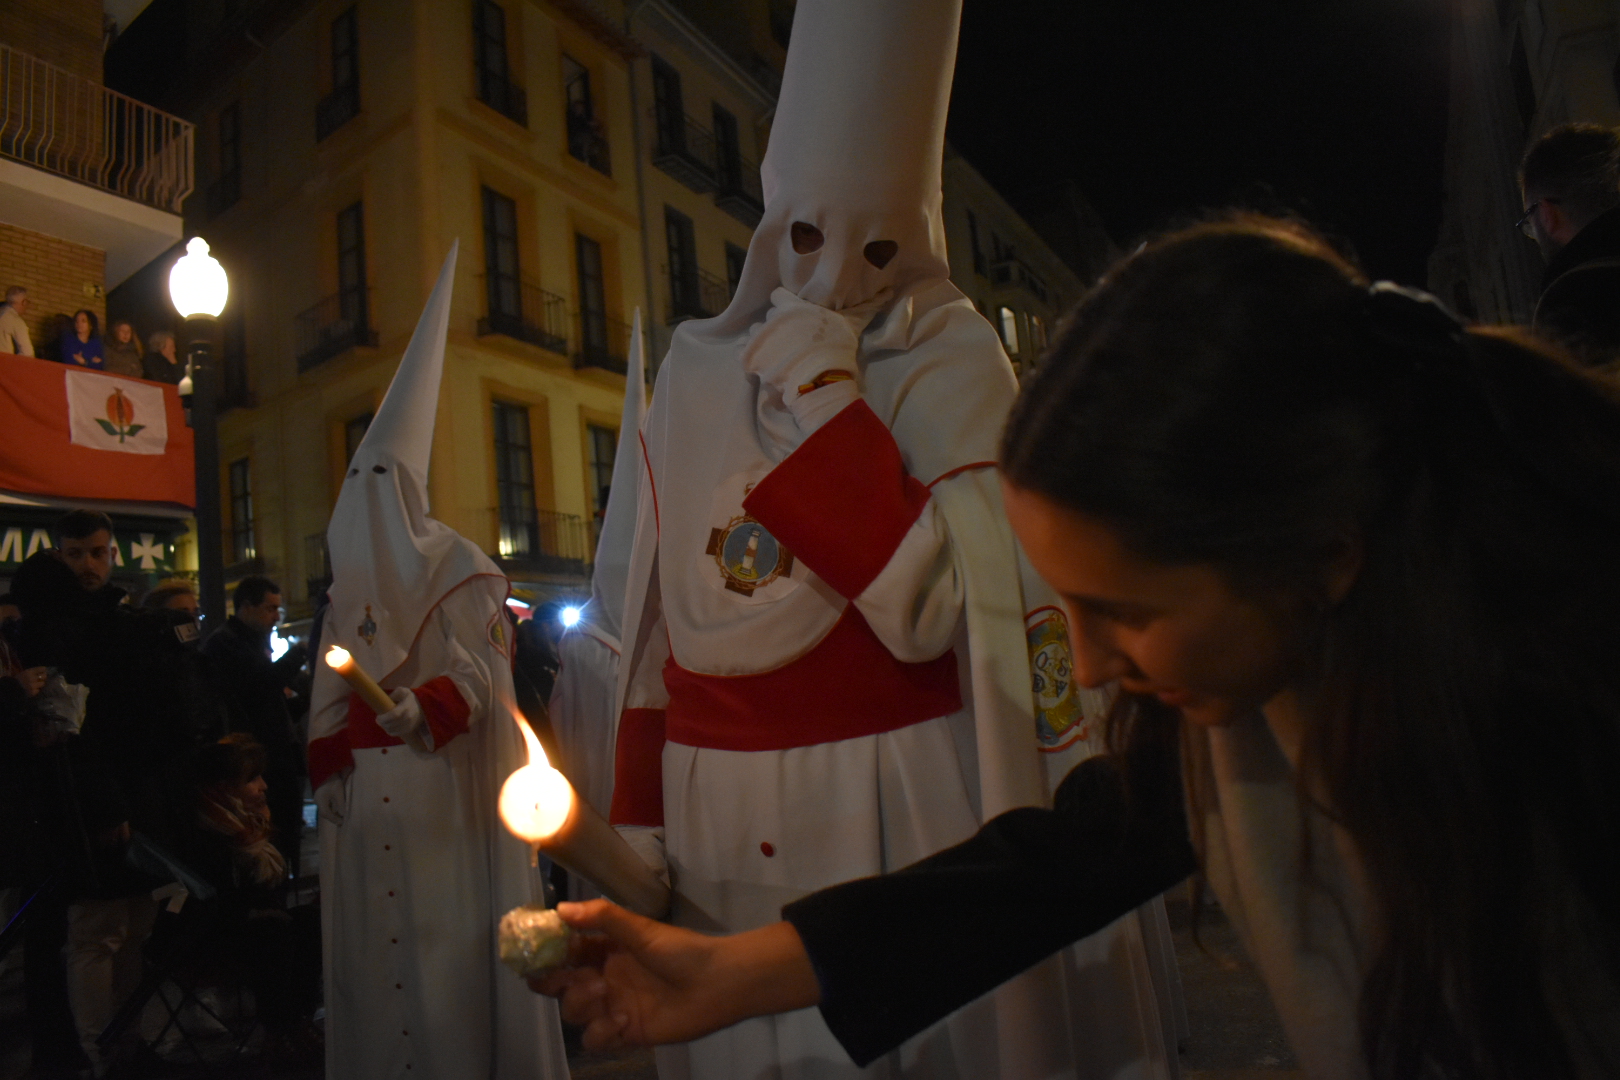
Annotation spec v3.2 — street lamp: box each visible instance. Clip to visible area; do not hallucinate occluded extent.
[169,237,229,632]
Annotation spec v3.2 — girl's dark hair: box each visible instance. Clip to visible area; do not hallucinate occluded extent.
[73,309,100,337]
[1003,215,1620,1078]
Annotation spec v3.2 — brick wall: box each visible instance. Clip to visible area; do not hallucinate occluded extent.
[0,0,105,84]
[0,223,106,359]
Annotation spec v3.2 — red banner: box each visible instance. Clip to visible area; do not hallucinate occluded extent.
[0,352,195,508]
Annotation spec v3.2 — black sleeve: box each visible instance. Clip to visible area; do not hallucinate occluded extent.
[781,747,1196,1067]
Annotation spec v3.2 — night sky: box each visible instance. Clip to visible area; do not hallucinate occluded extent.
[947,0,1453,287]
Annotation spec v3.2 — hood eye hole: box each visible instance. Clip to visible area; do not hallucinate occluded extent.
[372,465,387,474]
[790,222,824,254]
[863,240,898,269]
[347,468,358,477]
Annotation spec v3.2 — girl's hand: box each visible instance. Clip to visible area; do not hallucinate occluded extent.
[531,900,820,1050]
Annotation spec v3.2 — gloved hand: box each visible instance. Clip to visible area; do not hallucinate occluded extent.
[743,287,893,439]
[315,772,350,826]
[377,686,433,752]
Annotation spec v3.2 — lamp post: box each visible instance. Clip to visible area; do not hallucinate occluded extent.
[169,237,230,632]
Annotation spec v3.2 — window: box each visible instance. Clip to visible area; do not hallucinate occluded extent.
[587,423,615,518]
[229,457,255,564]
[665,207,700,319]
[576,233,608,359]
[317,6,361,140]
[336,201,369,332]
[563,55,609,174]
[482,187,521,326]
[651,55,685,151]
[1509,28,1536,128]
[966,209,985,277]
[221,302,249,408]
[492,401,538,559]
[474,1,526,126]
[210,101,241,215]
[1028,313,1046,353]
[344,412,372,465]
[724,242,747,298]
[712,104,741,190]
[998,306,1019,355]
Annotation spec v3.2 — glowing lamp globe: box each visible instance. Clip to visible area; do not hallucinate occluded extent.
[168,237,229,318]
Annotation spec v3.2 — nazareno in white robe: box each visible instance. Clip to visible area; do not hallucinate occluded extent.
[310,581,569,1080]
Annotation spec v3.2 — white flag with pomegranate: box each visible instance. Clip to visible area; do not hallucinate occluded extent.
[66,370,168,455]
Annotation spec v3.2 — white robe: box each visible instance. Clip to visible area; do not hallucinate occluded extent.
[549,618,621,901]
[312,586,569,1080]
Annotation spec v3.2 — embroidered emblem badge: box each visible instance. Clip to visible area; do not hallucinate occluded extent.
[706,515,795,596]
[489,614,507,651]
[1026,606,1087,752]
[358,604,378,646]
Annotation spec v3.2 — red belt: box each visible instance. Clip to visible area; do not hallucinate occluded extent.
[662,605,961,752]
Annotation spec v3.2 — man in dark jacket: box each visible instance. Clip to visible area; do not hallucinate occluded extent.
[202,575,307,874]
[1519,123,1620,367]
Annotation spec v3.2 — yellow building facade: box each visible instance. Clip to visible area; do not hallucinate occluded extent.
[173,0,653,617]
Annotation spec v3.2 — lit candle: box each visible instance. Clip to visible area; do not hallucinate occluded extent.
[324,645,396,716]
[499,711,671,920]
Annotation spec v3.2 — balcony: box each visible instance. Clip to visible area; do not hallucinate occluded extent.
[296,288,377,371]
[316,82,359,142]
[478,71,528,128]
[494,507,591,579]
[574,309,630,376]
[566,109,611,175]
[715,155,764,227]
[478,276,568,355]
[665,264,729,323]
[990,258,1049,305]
[652,111,717,194]
[0,44,194,215]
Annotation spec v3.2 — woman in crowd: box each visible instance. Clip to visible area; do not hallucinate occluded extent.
[537,216,1620,1079]
[185,734,321,1063]
[59,310,103,369]
[102,319,144,378]
[141,330,183,384]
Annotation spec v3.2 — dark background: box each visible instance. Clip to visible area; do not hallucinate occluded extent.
[947,0,1453,286]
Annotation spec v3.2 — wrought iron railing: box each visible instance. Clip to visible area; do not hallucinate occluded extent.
[651,110,716,194]
[304,533,331,602]
[295,287,377,371]
[990,258,1049,305]
[715,154,764,227]
[566,109,610,175]
[665,264,729,323]
[478,275,568,355]
[574,309,630,376]
[316,82,359,141]
[479,72,528,127]
[494,507,592,577]
[0,44,194,214]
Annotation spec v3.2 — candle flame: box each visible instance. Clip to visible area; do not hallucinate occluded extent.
[498,709,574,843]
[325,645,351,668]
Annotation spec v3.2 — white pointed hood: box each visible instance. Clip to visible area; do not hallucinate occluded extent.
[580,309,646,647]
[325,242,507,680]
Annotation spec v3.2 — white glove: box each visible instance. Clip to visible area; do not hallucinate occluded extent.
[314,773,350,826]
[615,825,671,889]
[743,286,892,438]
[377,686,433,752]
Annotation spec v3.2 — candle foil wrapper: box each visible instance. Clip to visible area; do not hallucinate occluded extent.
[498,904,573,977]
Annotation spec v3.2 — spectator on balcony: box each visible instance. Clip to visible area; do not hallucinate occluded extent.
[0,286,33,357]
[59,311,104,370]
[142,329,184,384]
[103,319,144,378]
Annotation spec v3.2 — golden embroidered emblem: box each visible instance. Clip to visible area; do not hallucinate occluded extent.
[1027,606,1086,752]
[706,515,795,596]
[358,604,378,646]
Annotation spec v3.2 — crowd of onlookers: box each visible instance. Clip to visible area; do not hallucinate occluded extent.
[0,288,186,384]
[0,510,320,1078]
